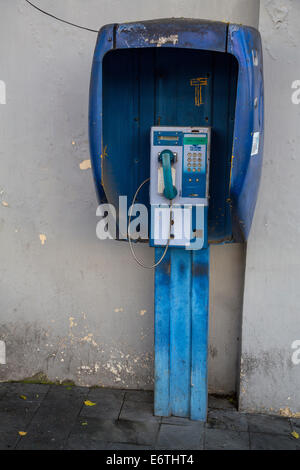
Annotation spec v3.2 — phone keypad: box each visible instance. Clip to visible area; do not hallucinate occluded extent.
[182,134,208,198]
[184,150,204,173]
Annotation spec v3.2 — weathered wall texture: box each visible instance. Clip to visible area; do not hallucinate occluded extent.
[239,0,300,414]
[0,1,258,392]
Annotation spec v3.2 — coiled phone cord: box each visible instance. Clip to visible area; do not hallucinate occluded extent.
[128,178,173,269]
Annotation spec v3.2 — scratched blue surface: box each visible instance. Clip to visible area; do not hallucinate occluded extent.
[154,247,171,417]
[154,247,210,420]
[169,249,192,416]
[89,24,114,204]
[227,25,264,240]
[190,248,210,420]
[116,19,227,52]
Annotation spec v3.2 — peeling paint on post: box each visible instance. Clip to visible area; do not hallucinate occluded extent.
[154,247,210,421]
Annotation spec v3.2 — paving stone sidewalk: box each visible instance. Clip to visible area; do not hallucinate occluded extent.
[0,382,299,450]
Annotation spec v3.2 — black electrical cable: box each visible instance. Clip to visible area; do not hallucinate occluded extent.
[24,0,98,33]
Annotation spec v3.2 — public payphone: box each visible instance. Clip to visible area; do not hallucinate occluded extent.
[89,18,264,420]
[150,126,210,250]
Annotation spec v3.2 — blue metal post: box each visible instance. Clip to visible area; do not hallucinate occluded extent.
[154,246,210,421]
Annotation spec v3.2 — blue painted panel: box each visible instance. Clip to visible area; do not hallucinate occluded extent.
[155,48,212,127]
[209,53,238,240]
[169,249,192,416]
[89,24,115,204]
[227,25,264,240]
[102,49,140,212]
[154,48,237,241]
[99,46,238,241]
[191,248,209,420]
[154,247,171,416]
[154,246,210,420]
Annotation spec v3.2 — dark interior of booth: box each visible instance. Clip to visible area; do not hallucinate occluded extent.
[102,47,238,243]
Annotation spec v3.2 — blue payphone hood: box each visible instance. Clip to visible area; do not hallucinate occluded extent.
[89,18,264,242]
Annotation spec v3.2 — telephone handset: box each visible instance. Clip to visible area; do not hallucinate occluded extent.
[158,149,178,200]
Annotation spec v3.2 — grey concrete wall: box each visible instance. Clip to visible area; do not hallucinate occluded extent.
[0,0,258,392]
[239,0,300,414]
